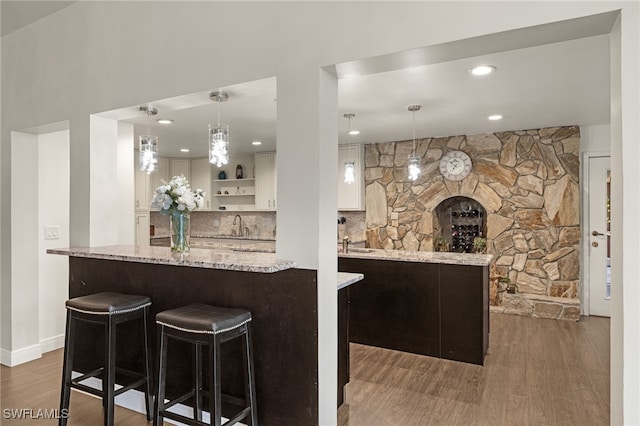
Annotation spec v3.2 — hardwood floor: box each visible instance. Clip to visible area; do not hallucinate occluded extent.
[0,313,609,425]
[338,313,610,426]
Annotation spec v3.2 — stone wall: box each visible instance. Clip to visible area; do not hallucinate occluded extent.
[364,126,581,320]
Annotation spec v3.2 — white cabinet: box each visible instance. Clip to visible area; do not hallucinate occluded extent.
[135,212,150,247]
[150,157,170,211]
[152,157,170,191]
[134,151,151,211]
[255,152,277,210]
[190,157,212,211]
[338,144,364,210]
[170,158,190,181]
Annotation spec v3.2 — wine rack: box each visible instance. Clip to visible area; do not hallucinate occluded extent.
[433,197,486,253]
[450,207,483,253]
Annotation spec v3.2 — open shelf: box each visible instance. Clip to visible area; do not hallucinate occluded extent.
[213,178,256,211]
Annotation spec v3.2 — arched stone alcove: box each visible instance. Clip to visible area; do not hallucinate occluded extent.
[433,196,487,252]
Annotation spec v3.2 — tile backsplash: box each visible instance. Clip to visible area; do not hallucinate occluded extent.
[150,210,366,242]
[151,211,277,239]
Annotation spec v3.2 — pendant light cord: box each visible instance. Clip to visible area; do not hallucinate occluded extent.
[412,108,416,156]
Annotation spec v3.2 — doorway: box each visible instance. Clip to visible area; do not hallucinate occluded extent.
[588,156,611,317]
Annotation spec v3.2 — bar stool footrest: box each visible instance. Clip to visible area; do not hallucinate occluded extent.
[69,367,149,398]
[159,391,251,426]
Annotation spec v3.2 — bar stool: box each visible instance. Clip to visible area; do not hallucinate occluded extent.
[154,304,258,426]
[59,292,153,426]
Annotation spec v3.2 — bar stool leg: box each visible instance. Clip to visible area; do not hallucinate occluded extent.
[142,307,153,421]
[59,311,76,426]
[209,336,222,426]
[194,343,203,422]
[104,316,116,426]
[154,325,168,426]
[244,324,258,426]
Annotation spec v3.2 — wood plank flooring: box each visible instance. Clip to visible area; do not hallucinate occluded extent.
[0,313,609,425]
[338,313,609,426]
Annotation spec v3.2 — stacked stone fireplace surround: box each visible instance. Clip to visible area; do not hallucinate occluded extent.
[364,126,581,320]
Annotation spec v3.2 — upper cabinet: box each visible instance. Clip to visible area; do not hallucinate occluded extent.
[134,151,151,211]
[255,152,277,210]
[152,157,170,192]
[190,157,212,211]
[338,144,364,210]
[150,157,170,211]
[170,158,190,180]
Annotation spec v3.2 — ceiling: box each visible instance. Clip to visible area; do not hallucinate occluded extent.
[3,3,614,158]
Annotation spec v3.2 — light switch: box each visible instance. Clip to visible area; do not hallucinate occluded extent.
[45,225,60,240]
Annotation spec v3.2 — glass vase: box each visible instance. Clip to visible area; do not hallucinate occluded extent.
[170,212,190,254]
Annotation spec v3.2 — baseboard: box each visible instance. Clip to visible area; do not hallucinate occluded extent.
[0,343,42,367]
[0,334,65,367]
[41,334,65,353]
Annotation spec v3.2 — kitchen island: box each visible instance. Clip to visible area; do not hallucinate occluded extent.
[49,246,362,425]
[339,248,492,365]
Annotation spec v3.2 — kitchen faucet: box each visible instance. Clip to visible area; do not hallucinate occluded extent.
[233,214,243,236]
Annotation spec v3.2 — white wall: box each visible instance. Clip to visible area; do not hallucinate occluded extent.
[580,124,610,154]
[89,115,120,246]
[117,122,134,245]
[7,131,40,366]
[38,130,70,353]
[1,1,638,423]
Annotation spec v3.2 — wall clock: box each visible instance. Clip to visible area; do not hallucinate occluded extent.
[439,150,472,181]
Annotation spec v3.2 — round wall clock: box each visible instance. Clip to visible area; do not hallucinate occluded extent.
[439,150,472,181]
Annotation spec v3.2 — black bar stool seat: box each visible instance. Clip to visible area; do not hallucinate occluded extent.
[59,292,153,426]
[154,304,258,426]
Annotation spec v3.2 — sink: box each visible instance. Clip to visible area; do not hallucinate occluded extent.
[347,248,375,254]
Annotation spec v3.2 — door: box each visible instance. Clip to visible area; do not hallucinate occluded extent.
[338,145,363,210]
[190,158,212,210]
[255,152,276,210]
[135,212,150,247]
[589,156,611,317]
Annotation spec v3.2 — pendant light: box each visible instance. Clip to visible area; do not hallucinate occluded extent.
[343,113,356,184]
[139,105,159,174]
[209,91,230,167]
[407,104,422,181]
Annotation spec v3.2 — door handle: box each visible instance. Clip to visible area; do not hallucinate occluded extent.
[592,230,605,237]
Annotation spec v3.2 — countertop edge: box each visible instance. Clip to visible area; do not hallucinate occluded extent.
[337,272,364,290]
[338,249,493,267]
[47,246,296,273]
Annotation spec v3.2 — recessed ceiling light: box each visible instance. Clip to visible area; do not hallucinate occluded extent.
[157,118,173,124]
[348,130,360,135]
[180,148,190,153]
[488,114,503,121]
[251,141,262,146]
[469,65,496,76]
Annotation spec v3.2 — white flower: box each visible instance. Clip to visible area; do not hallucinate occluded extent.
[152,175,203,215]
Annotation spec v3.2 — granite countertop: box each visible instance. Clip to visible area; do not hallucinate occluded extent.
[338,247,493,267]
[337,272,364,290]
[47,245,295,273]
[151,234,276,241]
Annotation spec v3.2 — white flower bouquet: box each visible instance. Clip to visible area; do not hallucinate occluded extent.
[151,175,205,214]
[151,175,205,253]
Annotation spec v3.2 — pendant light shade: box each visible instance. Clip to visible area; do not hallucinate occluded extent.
[407,104,422,181]
[209,91,230,167]
[408,155,420,181]
[344,161,355,184]
[209,123,229,167]
[343,113,356,184]
[139,105,158,174]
